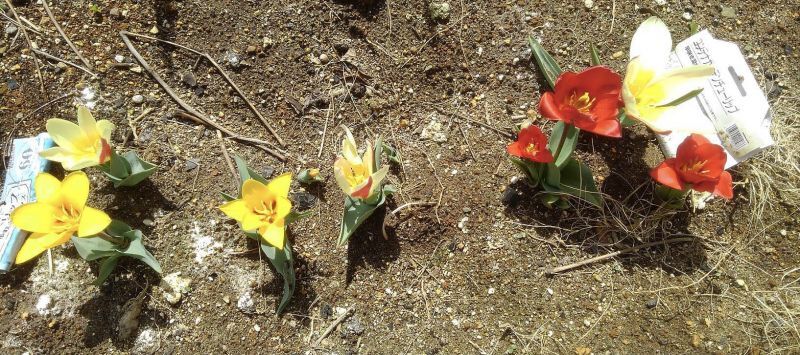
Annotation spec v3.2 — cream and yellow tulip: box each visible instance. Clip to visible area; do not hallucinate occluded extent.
[622,17,715,134]
[333,126,389,201]
[11,172,111,264]
[40,106,115,170]
[219,173,293,249]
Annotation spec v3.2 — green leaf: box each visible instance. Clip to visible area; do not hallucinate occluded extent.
[558,158,602,207]
[285,209,314,225]
[509,157,543,187]
[547,121,580,167]
[93,256,120,286]
[619,110,636,127]
[220,192,237,202]
[527,37,563,90]
[382,184,397,197]
[544,162,561,188]
[338,194,387,246]
[233,155,251,183]
[590,44,601,66]
[383,143,401,164]
[260,239,296,314]
[71,219,162,284]
[655,185,689,209]
[99,151,157,187]
[656,88,703,108]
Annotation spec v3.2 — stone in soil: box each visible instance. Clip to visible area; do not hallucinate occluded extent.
[7,79,19,91]
[237,292,256,314]
[291,192,317,210]
[429,2,451,22]
[340,316,365,338]
[159,272,192,305]
[420,115,448,142]
[182,72,197,87]
[132,94,144,104]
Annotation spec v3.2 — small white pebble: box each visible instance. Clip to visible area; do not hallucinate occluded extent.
[488,287,495,295]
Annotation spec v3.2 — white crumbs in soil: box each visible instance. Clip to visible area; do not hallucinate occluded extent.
[191,220,222,263]
[133,328,159,353]
[35,294,52,315]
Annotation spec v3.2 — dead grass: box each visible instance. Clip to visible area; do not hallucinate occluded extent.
[740,93,800,223]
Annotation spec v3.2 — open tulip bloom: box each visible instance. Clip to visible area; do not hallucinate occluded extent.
[41,105,157,188]
[220,156,311,314]
[11,172,161,285]
[334,126,396,245]
[522,39,610,208]
[621,17,715,134]
[651,134,733,201]
[539,66,623,138]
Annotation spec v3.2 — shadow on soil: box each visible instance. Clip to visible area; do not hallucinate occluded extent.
[345,206,400,286]
[503,127,708,275]
[79,258,166,349]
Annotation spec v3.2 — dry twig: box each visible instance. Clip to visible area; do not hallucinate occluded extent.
[312,307,354,348]
[42,0,93,70]
[546,236,696,275]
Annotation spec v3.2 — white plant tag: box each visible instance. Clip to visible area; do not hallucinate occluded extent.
[656,30,773,169]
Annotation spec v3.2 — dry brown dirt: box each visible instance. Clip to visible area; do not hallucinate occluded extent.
[1,0,799,354]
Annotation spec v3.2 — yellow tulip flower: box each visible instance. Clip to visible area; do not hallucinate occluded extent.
[40,105,115,170]
[333,126,389,201]
[11,172,112,264]
[622,17,715,134]
[219,173,293,249]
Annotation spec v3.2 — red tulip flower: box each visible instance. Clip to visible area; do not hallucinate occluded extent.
[650,134,733,199]
[539,66,623,138]
[507,125,554,163]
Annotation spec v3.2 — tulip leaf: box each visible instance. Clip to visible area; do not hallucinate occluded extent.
[220,192,236,202]
[558,158,602,207]
[71,219,162,285]
[338,189,390,246]
[655,185,689,209]
[296,169,322,184]
[590,44,601,66]
[527,37,562,90]
[285,210,314,225]
[95,256,121,286]
[509,157,543,187]
[99,151,157,187]
[383,143,402,165]
[656,88,704,108]
[689,21,699,35]
[233,155,269,186]
[544,162,561,188]
[260,239,295,314]
[373,136,384,171]
[548,121,580,167]
[619,110,636,127]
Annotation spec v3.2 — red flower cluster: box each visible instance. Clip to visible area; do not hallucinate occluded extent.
[539,66,623,138]
[650,134,733,199]
[507,125,554,163]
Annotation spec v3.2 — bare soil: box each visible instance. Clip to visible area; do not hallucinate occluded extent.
[1,0,799,354]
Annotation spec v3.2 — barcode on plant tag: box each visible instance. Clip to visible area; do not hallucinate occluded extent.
[725,123,748,151]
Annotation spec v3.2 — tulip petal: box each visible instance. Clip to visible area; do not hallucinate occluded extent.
[273,196,292,220]
[363,141,375,175]
[713,171,733,200]
[649,65,715,106]
[259,222,285,250]
[539,92,568,122]
[34,173,61,203]
[367,165,390,198]
[242,179,270,208]
[46,118,84,151]
[77,106,99,138]
[266,173,292,198]
[96,120,116,141]
[650,159,684,191]
[15,232,66,264]
[61,171,90,209]
[77,207,111,237]
[11,203,57,233]
[220,199,249,222]
[351,176,373,199]
[587,118,622,138]
[241,211,264,231]
[629,16,671,70]
[341,126,361,164]
[333,160,355,195]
